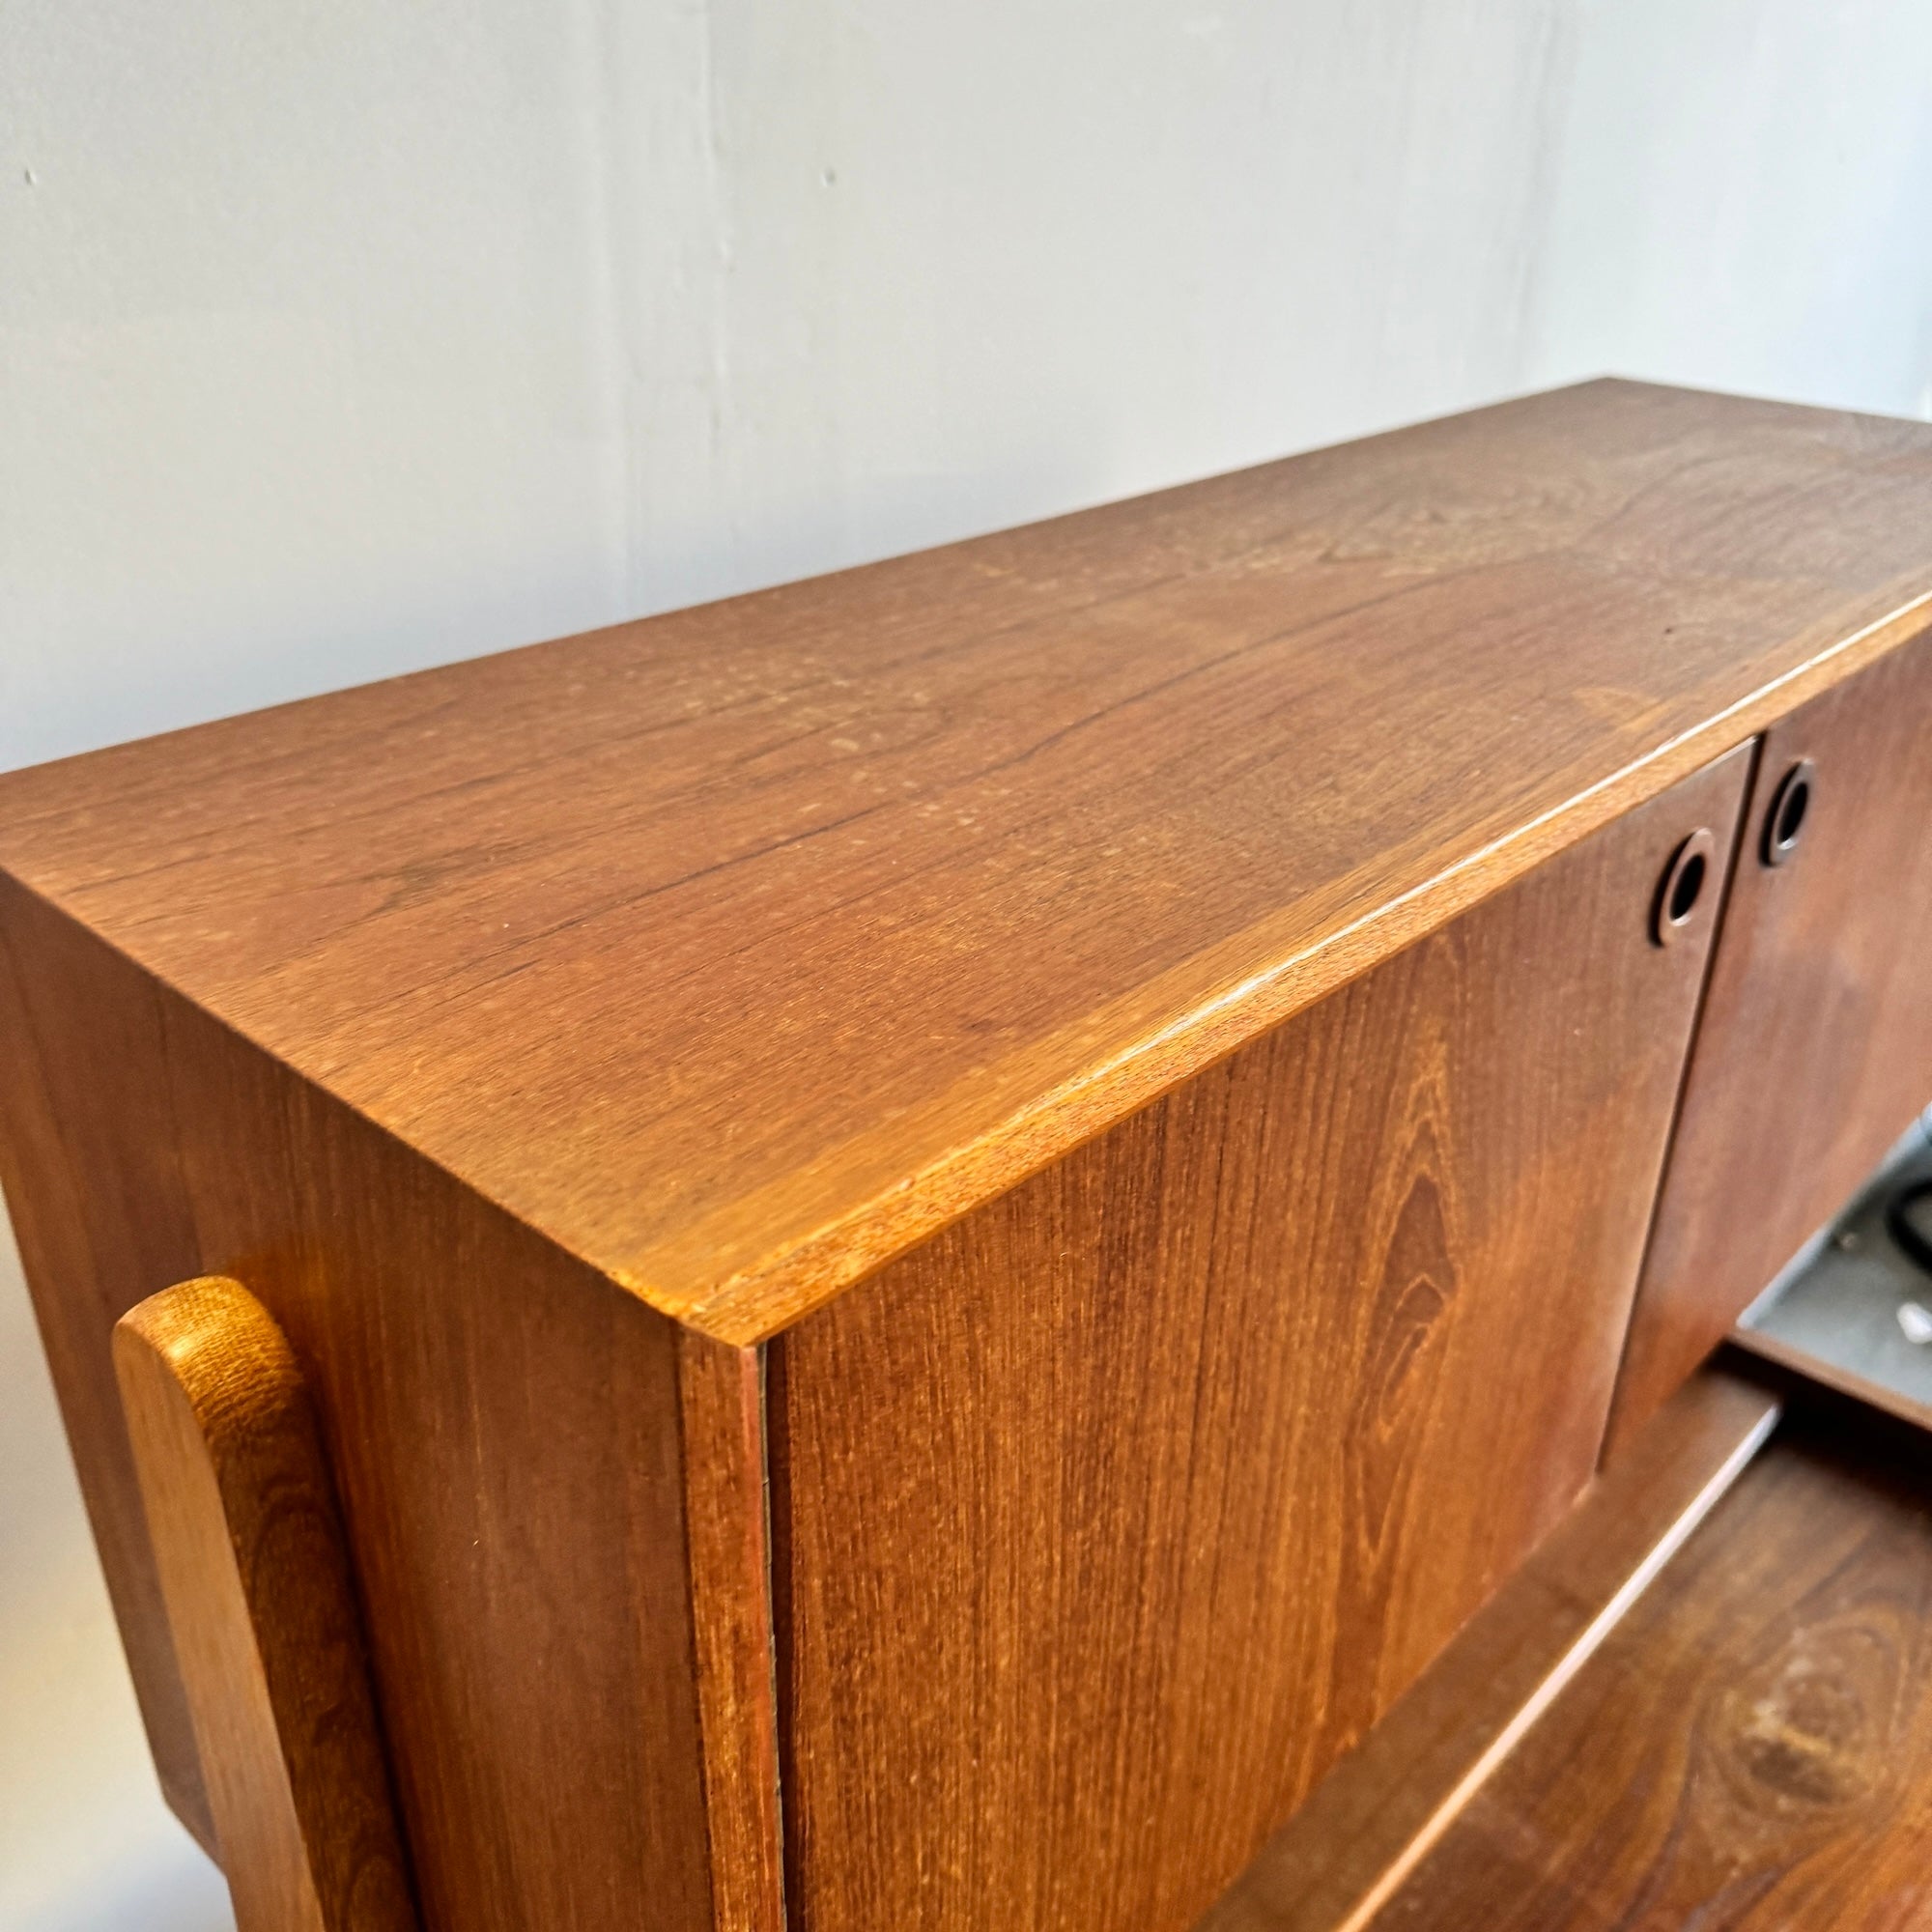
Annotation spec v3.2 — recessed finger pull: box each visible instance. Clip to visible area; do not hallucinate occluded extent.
[1760,758,1814,867]
[1653,827,1717,948]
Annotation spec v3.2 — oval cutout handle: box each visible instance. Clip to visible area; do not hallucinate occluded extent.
[114,1277,418,1932]
[1760,758,1815,868]
[1652,827,1716,948]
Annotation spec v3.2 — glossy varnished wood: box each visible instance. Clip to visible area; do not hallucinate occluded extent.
[114,1277,417,1932]
[3,384,1931,1340]
[1609,626,1932,1455]
[769,753,1749,1932]
[0,878,777,1932]
[1195,1368,1781,1932]
[1378,1418,1932,1930]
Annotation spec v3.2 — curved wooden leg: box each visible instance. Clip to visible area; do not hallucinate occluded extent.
[114,1277,417,1932]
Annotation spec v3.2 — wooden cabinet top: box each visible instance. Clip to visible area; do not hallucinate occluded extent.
[4,379,1930,1342]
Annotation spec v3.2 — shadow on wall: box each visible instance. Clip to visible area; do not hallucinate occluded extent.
[0,1210,234,1932]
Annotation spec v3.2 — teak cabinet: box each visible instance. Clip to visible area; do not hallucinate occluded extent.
[5,380,1932,1932]
[771,750,1747,1932]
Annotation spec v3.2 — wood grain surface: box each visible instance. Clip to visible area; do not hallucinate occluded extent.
[0,878,779,1932]
[114,1277,418,1932]
[0,873,213,1842]
[1609,625,1932,1455]
[1377,1417,1932,1930]
[769,752,1748,1932]
[2,383,1930,1341]
[676,1332,788,1932]
[1195,1368,1781,1932]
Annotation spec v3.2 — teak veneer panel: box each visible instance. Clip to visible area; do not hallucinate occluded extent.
[0,879,213,1840]
[1378,1419,1932,1930]
[3,383,1932,1339]
[1609,627,1932,1453]
[0,878,773,1932]
[1195,1367,1782,1932]
[768,752,1748,1932]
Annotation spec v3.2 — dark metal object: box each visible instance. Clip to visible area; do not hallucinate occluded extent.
[1888,1179,1932,1277]
[1732,1111,1932,1434]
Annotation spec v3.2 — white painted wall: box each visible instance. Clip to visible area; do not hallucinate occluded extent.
[1524,0,1932,415]
[4,3,1931,1925]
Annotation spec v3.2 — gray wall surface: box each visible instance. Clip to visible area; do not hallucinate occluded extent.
[4,3,1931,1925]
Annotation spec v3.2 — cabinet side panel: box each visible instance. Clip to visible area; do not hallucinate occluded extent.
[1609,627,1932,1455]
[0,876,212,1843]
[771,749,1750,1932]
[0,882,724,1932]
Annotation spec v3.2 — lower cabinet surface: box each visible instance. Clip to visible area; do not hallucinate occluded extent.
[766,750,1749,1932]
[1377,1411,1932,1930]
